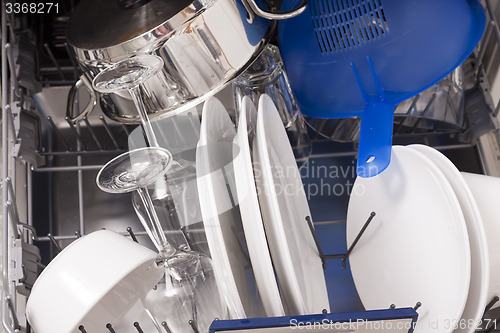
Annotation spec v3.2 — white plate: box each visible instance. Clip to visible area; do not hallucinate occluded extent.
[347,146,470,333]
[409,145,489,333]
[253,94,330,315]
[196,97,249,319]
[233,96,285,317]
[196,97,249,318]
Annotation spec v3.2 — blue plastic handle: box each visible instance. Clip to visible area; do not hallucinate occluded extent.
[356,102,395,178]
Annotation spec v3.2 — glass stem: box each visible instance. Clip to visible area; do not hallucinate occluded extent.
[129,86,181,256]
[129,87,159,148]
[136,187,175,257]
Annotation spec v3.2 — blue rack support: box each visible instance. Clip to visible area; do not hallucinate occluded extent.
[209,307,418,333]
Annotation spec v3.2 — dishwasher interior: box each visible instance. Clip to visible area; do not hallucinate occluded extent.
[3,0,500,332]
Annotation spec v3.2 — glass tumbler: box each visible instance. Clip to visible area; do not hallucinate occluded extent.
[233,44,312,165]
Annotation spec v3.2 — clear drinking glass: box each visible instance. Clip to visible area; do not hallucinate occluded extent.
[144,249,224,333]
[304,117,361,142]
[302,65,464,142]
[394,65,464,131]
[128,110,208,254]
[233,44,312,165]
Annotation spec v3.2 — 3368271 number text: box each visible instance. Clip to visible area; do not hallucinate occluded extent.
[5,3,59,14]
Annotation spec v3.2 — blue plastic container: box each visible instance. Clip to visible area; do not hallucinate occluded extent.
[279,0,486,177]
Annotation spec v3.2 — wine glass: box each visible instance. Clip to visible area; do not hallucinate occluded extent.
[96,147,174,255]
[94,55,227,332]
[92,55,187,236]
[96,147,226,332]
[92,55,163,148]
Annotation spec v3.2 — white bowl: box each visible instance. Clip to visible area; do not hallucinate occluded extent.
[461,172,500,309]
[347,146,470,333]
[409,145,489,333]
[26,230,163,333]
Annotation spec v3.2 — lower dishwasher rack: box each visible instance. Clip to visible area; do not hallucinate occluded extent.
[3,1,500,332]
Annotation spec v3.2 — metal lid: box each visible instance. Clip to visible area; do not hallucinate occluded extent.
[67,0,196,50]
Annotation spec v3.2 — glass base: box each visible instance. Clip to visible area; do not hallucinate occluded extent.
[144,250,228,333]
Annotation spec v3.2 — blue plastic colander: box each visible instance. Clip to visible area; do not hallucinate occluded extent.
[279,0,485,177]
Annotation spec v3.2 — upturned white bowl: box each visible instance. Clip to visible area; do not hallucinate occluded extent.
[26,230,162,333]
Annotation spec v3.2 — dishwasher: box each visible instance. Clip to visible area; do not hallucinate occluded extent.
[2,0,500,332]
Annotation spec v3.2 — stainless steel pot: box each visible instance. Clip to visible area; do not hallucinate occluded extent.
[66,0,305,124]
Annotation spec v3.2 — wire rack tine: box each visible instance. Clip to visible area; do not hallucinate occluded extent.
[47,116,71,151]
[127,227,139,243]
[162,321,173,333]
[5,296,20,331]
[47,233,62,253]
[189,320,200,333]
[43,43,65,80]
[66,117,88,151]
[134,322,144,333]
[100,116,120,149]
[106,323,116,333]
[82,116,104,150]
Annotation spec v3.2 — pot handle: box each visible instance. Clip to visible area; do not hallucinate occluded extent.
[66,74,97,124]
[242,0,307,21]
